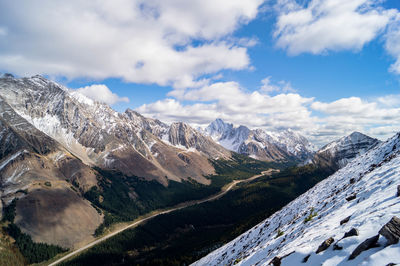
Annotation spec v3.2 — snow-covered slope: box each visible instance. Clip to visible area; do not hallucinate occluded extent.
[195,132,400,266]
[313,132,380,169]
[204,119,314,162]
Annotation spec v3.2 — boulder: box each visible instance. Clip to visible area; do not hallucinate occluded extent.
[340,216,351,225]
[333,243,343,250]
[346,194,357,201]
[397,185,400,197]
[302,254,311,263]
[270,256,281,266]
[316,237,334,254]
[343,228,359,239]
[379,216,400,245]
[349,235,379,260]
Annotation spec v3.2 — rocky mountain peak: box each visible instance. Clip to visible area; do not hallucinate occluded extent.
[314,131,380,169]
[203,118,314,162]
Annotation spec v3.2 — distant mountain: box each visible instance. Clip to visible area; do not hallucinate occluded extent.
[312,131,380,169]
[195,132,400,266]
[0,74,234,249]
[203,118,315,162]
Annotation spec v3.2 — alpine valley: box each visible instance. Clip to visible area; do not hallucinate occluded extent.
[0,74,398,266]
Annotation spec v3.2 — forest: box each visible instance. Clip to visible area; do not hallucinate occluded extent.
[62,163,334,265]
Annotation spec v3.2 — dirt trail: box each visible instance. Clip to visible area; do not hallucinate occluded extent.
[48,169,278,266]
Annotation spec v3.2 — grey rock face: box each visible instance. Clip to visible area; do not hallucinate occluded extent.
[204,119,314,162]
[313,132,380,170]
[379,216,400,245]
[349,234,379,260]
[343,228,359,239]
[316,237,334,254]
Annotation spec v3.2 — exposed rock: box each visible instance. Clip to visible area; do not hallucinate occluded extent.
[203,119,314,162]
[312,132,380,169]
[340,216,351,225]
[0,75,229,186]
[316,237,334,254]
[348,234,379,260]
[343,228,359,239]
[346,194,357,201]
[302,254,311,263]
[333,243,343,250]
[270,256,281,266]
[379,216,400,245]
[397,185,400,197]
[350,178,356,184]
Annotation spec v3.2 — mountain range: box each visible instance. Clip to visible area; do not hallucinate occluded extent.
[0,74,386,262]
[202,118,315,162]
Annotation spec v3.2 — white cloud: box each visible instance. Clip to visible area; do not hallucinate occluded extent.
[385,14,400,74]
[260,76,295,94]
[138,81,316,133]
[74,84,129,105]
[310,95,400,144]
[0,0,263,87]
[274,0,397,55]
[138,79,400,147]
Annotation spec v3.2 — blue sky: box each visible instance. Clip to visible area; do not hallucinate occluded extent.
[1,0,400,145]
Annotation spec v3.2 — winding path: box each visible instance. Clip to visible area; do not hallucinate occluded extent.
[48,169,277,266]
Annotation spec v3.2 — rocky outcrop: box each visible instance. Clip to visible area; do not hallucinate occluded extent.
[379,216,400,245]
[340,215,351,225]
[343,228,359,239]
[348,234,379,260]
[316,237,334,253]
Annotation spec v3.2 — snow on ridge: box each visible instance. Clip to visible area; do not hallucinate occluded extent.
[195,133,400,266]
[204,118,314,158]
[0,150,28,171]
[70,90,95,106]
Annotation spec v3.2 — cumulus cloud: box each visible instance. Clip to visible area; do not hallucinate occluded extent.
[0,0,263,87]
[138,79,400,147]
[260,76,295,94]
[310,95,400,144]
[385,14,400,74]
[138,81,316,133]
[274,0,397,55]
[74,84,129,105]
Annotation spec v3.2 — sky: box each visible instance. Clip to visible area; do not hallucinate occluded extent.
[1,0,400,146]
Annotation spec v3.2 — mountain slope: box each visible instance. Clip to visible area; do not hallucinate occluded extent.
[204,119,314,162]
[0,74,244,253]
[195,132,400,266]
[0,75,231,185]
[0,94,102,249]
[312,131,380,169]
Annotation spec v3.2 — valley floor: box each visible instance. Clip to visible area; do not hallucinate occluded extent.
[47,171,275,266]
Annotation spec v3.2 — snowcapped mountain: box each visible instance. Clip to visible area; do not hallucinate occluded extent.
[203,119,315,162]
[0,74,231,186]
[313,131,380,169]
[0,74,234,248]
[195,132,400,266]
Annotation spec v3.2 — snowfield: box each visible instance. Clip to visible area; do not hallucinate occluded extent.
[194,133,400,266]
